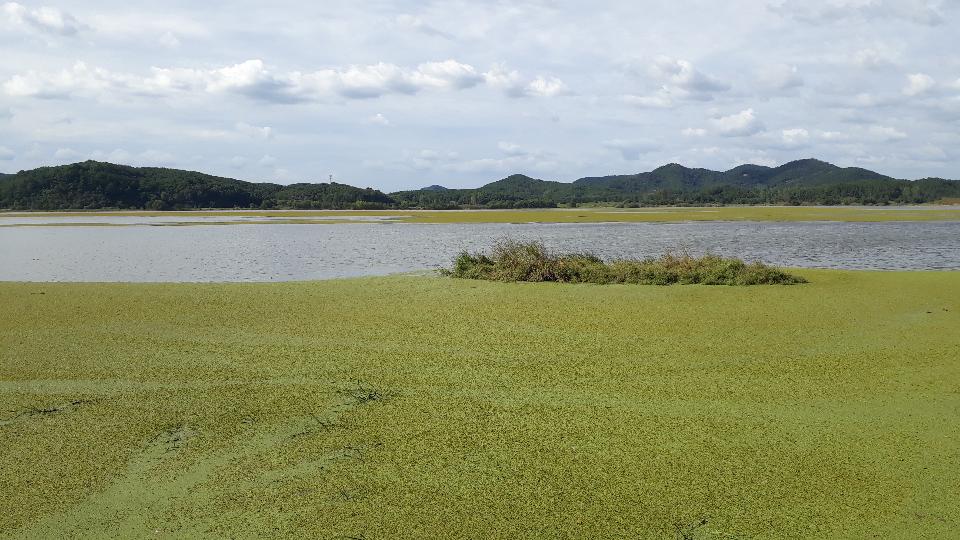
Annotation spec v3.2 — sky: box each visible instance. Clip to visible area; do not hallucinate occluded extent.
[1,0,958,190]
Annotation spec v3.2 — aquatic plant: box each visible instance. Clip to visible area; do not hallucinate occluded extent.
[2,270,958,537]
[442,240,807,285]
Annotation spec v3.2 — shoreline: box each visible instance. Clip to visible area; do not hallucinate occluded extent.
[2,267,960,286]
[2,205,960,224]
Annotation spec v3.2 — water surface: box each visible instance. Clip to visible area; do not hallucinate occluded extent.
[2,220,958,282]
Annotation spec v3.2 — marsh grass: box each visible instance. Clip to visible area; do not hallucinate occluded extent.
[442,240,807,285]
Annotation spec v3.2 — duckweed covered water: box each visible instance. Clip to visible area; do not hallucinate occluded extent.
[1,271,959,537]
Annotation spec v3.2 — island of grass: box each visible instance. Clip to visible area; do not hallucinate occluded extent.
[443,241,806,285]
[1,270,958,538]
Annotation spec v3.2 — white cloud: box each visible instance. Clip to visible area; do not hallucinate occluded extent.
[271,168,293,182]
[851,48,897,69]
[602,139,660,160]
[235,122,273,139]
[483,64,524,96]
[498,141,526,156]
[681,127,708,137]
[483,64,569,98]
[368,113,390,126]
[525,76,569,97]
[4,59,564,102]
[852,92,883,107]
[818,130,849,141]
[3,62,119,99]
[781,128,810,146]
[134,149,174,164]
[757,64,804,90]
[735,154,778,167]
[158,31,180,48]
[649,56,730,100]
[711,108,765,137]
[770,0,946,26]
[908,145,948,161]
[189,122,274,141]
[3,2,85,36]
[313,60,480,99]
[53,147,81,160]
[693,146,722,156]
[495,142,554,161]
[89,148,175,165]
[90,148,131,163]
[399,143,562,175]
[622,57,728,108]
[0,146,14,160]
[229,156,247,168]
[903,72,936,96]
[86,12,208,44]
[395,14,453,39]
[409,149,455,170]
[409,60,485,90]
[446,156,559,175]
[258,155,277,167]
[866,124,907,141]
[622,91,673,108]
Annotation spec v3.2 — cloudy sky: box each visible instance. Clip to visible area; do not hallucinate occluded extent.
[1,0,958,189]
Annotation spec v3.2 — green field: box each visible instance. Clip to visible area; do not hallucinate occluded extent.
[1,271,959,538]
[3,205,960,225]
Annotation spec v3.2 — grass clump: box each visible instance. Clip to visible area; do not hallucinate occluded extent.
[442,240,807,285]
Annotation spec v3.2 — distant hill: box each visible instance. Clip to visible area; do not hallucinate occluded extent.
[1,158,957,210]
[0,161,393,210]
[573,159,892,193]
[391,174,571,208]
[392,159,959,208]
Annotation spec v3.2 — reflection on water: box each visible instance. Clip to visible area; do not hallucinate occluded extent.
[1,221,958,282]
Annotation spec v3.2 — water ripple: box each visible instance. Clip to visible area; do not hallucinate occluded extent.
[1,221,958,282]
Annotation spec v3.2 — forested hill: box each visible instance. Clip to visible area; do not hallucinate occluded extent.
[392,159,960,208]
[0,161,393,210]
[1,158,958,210]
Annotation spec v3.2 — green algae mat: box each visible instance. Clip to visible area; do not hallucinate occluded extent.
[1,271,958,538]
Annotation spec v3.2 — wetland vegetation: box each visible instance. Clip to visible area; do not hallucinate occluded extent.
[443,240,807,285]
[1,271,958,538]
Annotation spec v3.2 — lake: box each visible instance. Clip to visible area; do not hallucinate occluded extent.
[2,217,959,282]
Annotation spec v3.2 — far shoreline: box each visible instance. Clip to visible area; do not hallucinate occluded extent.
[2,205,959,224]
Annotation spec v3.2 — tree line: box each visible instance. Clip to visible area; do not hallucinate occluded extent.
[2,160,958,210]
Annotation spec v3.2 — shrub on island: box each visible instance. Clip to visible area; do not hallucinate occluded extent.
[441,240,807,285]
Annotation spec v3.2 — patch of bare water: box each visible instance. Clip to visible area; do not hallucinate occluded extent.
[1,221,958,282]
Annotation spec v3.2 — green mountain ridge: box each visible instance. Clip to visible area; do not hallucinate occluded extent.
[392,158,958,208]
[573,158,893,192]
[0,161,393,210]
[0,159,957,210]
